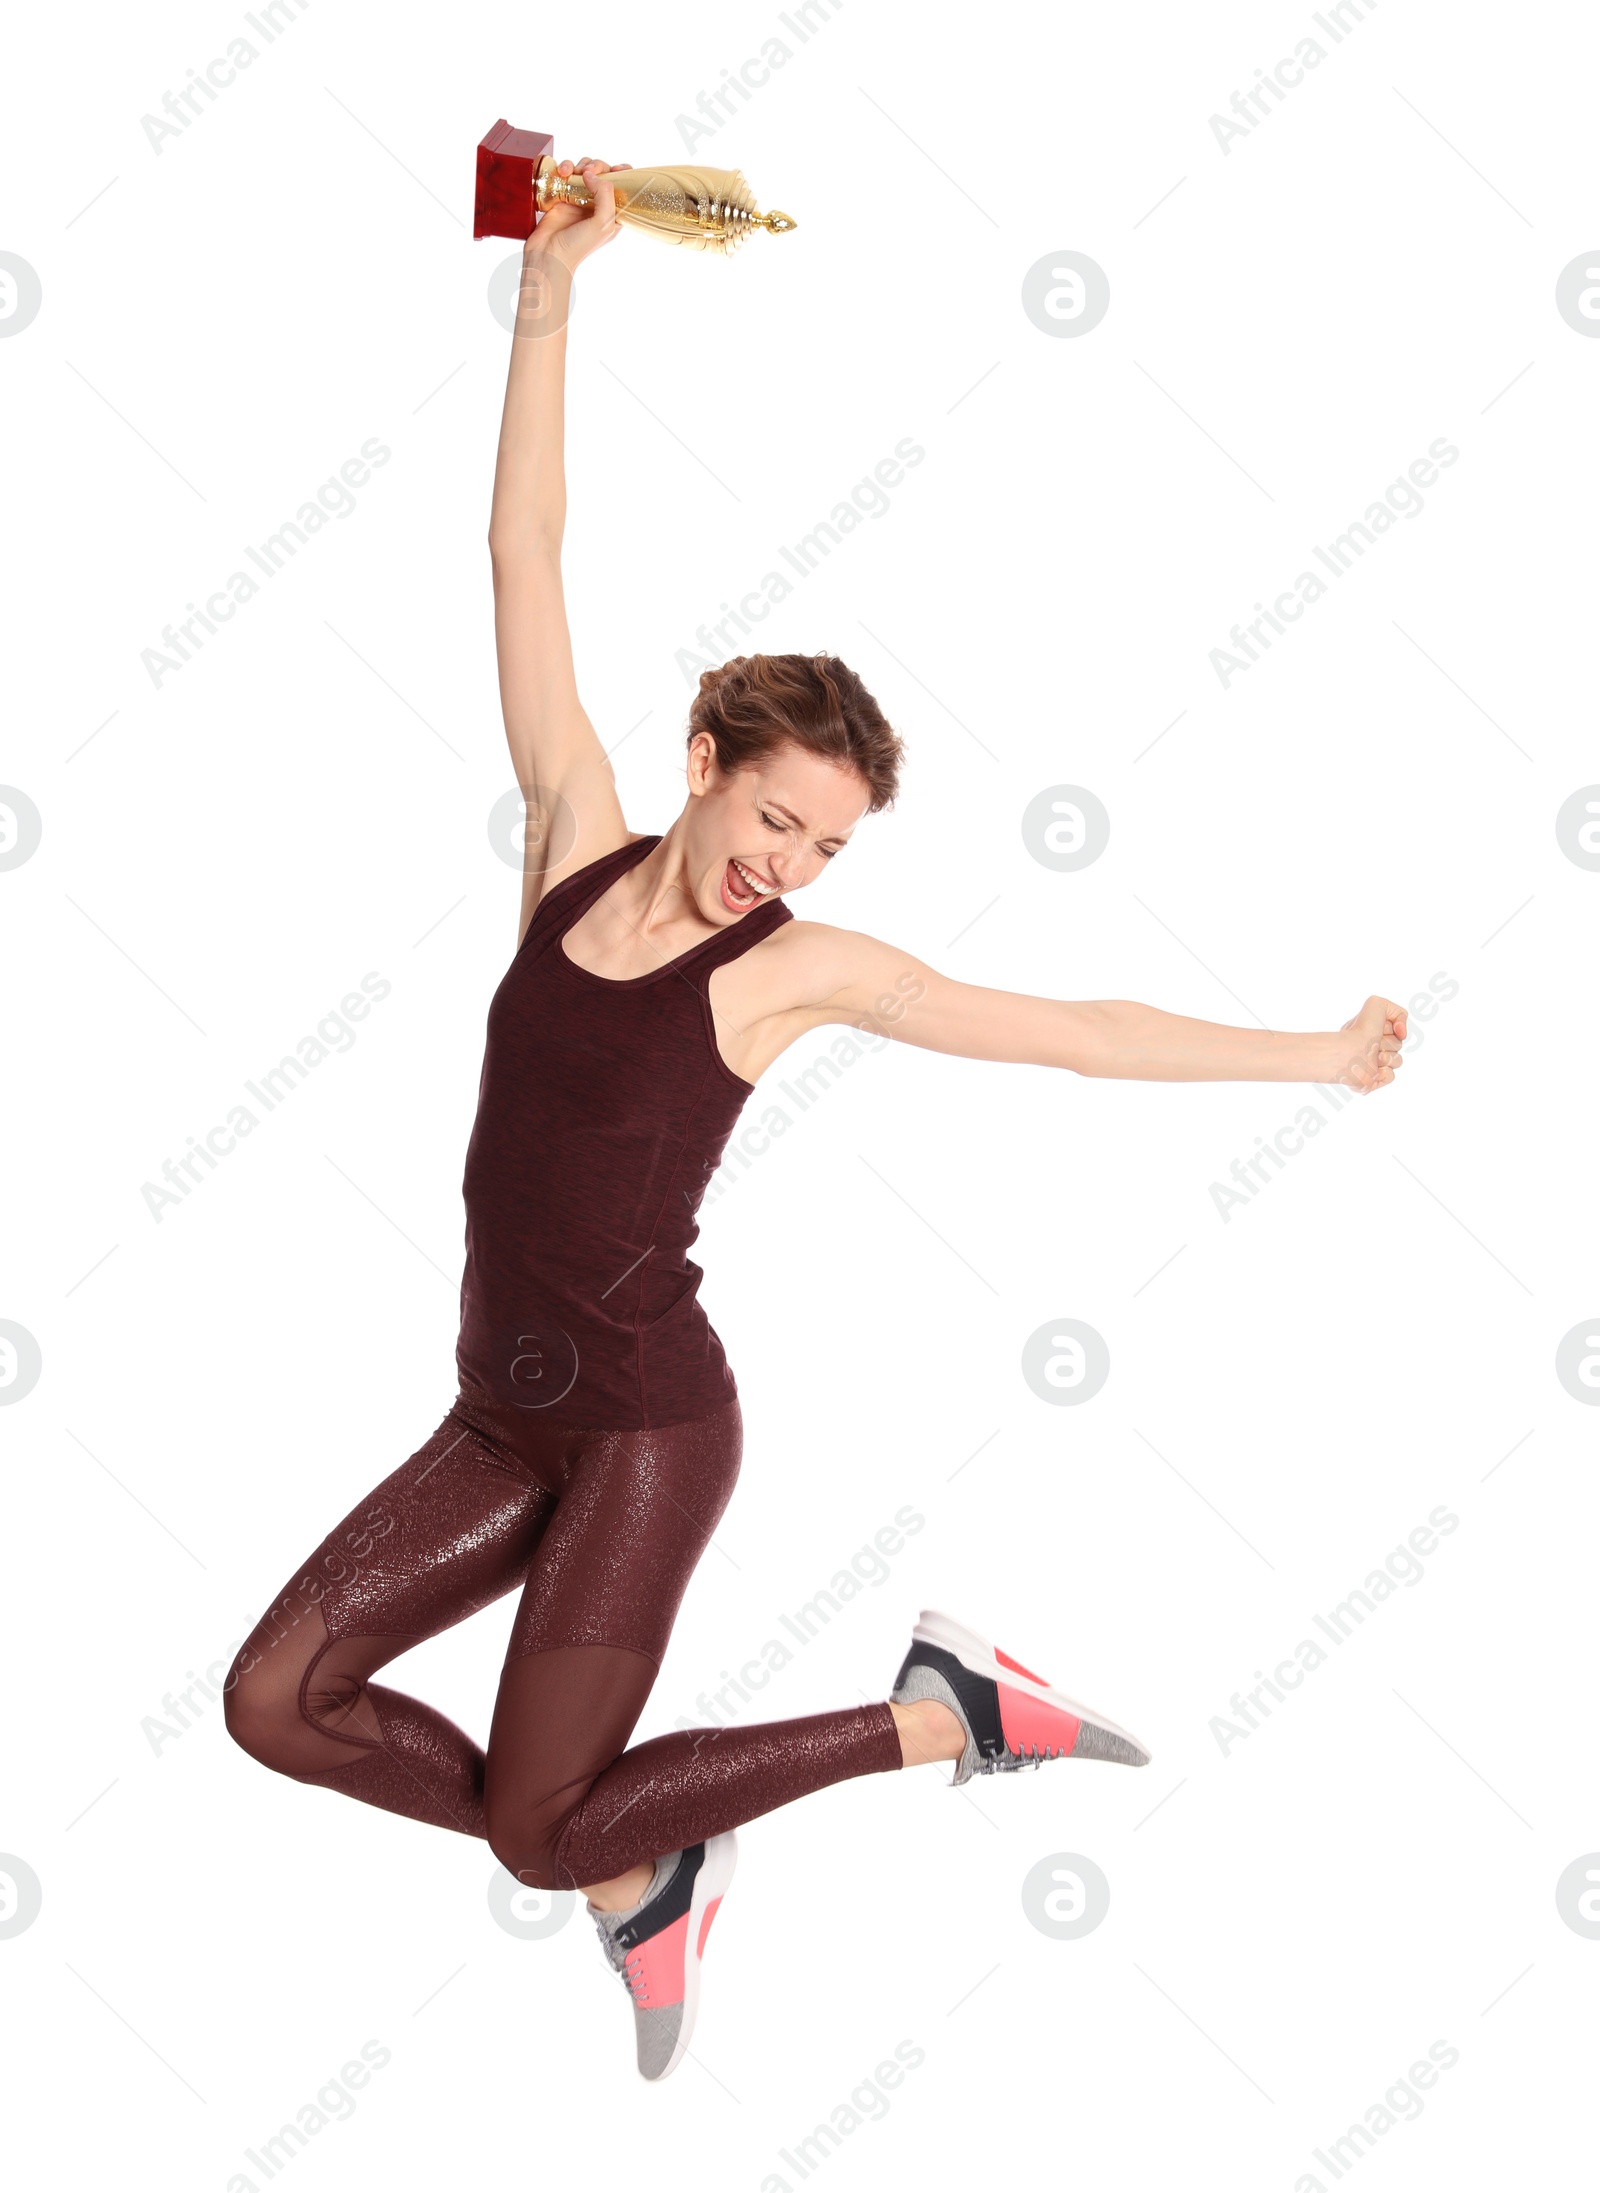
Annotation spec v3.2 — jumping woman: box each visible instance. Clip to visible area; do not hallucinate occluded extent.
[225,161,1407,2080]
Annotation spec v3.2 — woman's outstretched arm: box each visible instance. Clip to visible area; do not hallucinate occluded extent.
[746,923,1408,1092]
[488,158,632,941]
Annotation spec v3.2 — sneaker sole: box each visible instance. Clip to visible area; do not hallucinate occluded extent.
[657,1830,738,2082]
[911,1608,1151,1766]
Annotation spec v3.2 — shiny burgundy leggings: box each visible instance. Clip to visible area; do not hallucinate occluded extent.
[225,1387,901,1890]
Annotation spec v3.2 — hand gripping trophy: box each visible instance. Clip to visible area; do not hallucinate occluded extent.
[473,120,796,254]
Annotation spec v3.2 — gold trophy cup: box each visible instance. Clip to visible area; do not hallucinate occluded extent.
[474,121,796,255]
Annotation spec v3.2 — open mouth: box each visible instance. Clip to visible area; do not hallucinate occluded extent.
[720,856,779,912]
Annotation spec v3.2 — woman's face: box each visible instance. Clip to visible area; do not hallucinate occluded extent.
[684,733,872,920]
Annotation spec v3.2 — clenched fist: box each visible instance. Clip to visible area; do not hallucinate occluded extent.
[1330,995,1408,1093]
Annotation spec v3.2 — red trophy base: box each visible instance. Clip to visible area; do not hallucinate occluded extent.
[474,120,556,241]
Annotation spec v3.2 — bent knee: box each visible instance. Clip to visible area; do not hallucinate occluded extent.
[485,1820,562,1891]
[222,1676,291,1770]
[485,1792,570,1894]
[222,1648,336,1777]
[486,1838,564,1893]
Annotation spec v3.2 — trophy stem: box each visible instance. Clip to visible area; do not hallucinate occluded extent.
[535,157,590,212]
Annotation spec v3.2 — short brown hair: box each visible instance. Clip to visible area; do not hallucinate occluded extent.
[688,653,904,813]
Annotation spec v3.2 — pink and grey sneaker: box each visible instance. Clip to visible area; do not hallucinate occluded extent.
[588,1832,737,2081]
[891,1609,1151,1784]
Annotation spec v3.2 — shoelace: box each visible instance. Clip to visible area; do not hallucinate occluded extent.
[977,1739,1066,1775]
[593,1915,652,2005]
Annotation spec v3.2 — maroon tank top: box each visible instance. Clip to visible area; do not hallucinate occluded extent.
[456,834,793,1429]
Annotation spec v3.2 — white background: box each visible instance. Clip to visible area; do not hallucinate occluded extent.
[3,2,1597,2187]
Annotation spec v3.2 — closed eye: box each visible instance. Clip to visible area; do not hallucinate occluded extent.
[760,809,840,858]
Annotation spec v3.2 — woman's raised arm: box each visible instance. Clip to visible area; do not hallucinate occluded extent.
[488,159,633,941]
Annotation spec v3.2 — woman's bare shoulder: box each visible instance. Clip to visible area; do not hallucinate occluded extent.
[751,915,859,978]
[735,916,923,1015]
